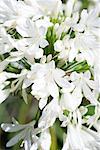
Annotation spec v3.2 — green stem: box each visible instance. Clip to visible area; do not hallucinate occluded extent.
[50,127,57,150]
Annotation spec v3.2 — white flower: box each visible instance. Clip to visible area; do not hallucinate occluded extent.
[0,0,37,27]
[0,69,32,103]
[10,38,44,63]
[38,129,51,150]
[0,0,100,149]
[30,129,51,150]
[16,17,51,38]
[55,30,99,66]
[38,99,61,129]
[55,22,100,66]
[60,84,82,112]
[64,0,76,17]
[6,69,28,91]
[59,109,82,128]
[54,38,70,61]
[11,18,51,62]
[1,119,39,150]
[70,71,97,105]
[1,119,51,150]
[75,7,100,37]
[65,12,79,30]
[55,12,79,37]
[54,37,77,62]
[25,0,62,17]
[62,123,100,150]
[0,70,31,104]
[28,60,70,109]
[73,32,99,66]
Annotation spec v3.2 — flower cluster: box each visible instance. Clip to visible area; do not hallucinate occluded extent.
[0,0,100,149]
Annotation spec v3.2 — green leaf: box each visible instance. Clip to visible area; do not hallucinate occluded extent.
[85,105,95,116]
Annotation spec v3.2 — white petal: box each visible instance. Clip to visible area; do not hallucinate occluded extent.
[0,89,10,104]
[65,0,75,17]
[6,130,25,147]
[84,71,91,79]
[22,79,32,89]
[69,42,78,62]
[34,48,43,59]
[39,129,51,150]
[82,50,94,66]
[39,39,49,48]
[54,40,63,52]
[82,83,97,105]
[48,82,59,98]
[1,123,26,132]
[38,100,60,129]
[39,98,48,110]
[70,72,79,81]
[60,91,82,112]
[0,60,9,72]
[24,132,32,150]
